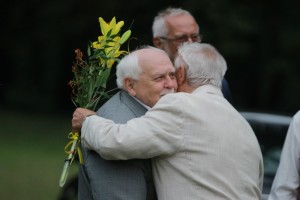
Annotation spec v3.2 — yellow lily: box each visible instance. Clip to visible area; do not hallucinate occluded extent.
[92,35,119,49]
[99,17,124,37]
[105,49,127,68]
[92,17,131,68]
[93,17,127,50]
[92,41,102,49]
[102,46,123,68]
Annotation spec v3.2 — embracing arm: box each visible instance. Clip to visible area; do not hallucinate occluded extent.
[79,95,185,160]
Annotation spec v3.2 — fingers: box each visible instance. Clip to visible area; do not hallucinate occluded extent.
[71,117,80,133]
[72,108,84,133]
[71,108,96,133]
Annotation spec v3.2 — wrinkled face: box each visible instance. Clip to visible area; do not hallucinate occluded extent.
[161,14,200,62]
[129,49,177,108]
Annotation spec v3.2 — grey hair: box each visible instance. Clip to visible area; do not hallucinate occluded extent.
[152,7,198,37]
[116,46,168,89]
[174,43,227,88]
[116,50,141,89]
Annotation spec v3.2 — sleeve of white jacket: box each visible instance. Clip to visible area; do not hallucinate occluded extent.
[269,111,300,200]
[81,94,185,160]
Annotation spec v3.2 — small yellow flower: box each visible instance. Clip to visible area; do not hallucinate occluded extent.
[92,41,102,49]
[93,17,130,53]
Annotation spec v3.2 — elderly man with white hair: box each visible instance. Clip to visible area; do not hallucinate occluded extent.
[78,46,177,200]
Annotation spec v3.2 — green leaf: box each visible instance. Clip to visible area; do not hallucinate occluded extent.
[119,30,131,44]
[102,68,111,88]
[106,29,113,37]
[87,44,92,57]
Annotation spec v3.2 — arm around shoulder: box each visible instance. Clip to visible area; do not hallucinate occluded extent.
[80,95,185,160]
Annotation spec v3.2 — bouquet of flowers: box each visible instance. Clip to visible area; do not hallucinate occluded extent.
[59,17,131,187]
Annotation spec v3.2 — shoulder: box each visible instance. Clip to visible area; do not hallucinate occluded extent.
[98,90,137,109]
[157,92,188,105]
[290,110,300,128]
[98,91,122,110]
[97,91,147,122]
[293,110,300,121]
[287,110,300,139]
[150,93,187,118]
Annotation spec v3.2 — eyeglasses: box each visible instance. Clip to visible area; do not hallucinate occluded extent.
[159,34,202,44]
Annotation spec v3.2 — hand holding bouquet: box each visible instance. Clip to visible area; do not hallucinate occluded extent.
[59,17,131,187]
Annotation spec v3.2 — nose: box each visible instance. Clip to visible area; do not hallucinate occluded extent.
[164,75,177,89]
[186,36,193,43]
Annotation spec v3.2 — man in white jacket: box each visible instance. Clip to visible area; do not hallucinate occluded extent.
[72,43,264,200]
[268,110,300,200]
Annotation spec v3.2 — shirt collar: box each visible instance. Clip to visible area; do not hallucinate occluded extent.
[131,96,151,110]
[193,85,223,97]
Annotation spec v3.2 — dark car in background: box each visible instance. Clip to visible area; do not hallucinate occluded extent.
[240,111,292,198]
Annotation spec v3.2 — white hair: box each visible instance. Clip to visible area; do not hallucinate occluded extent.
[116,46,168,89]
[116,50,140,89]
[152,7,198,37]
[174,43,227,88]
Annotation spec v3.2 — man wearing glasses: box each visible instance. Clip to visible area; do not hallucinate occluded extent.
[152,7,233,103]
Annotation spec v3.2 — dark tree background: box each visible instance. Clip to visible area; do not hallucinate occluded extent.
[1,0,299,116]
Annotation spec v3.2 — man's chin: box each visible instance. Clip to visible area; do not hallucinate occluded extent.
[160,90,175,97]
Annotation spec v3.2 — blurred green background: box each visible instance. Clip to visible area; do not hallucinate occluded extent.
[1,0,299,199]
[0,109,77,199]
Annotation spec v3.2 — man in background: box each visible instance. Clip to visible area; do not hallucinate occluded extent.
[152,7,233,103]
[268,110,300,200]
[78,46,177,200]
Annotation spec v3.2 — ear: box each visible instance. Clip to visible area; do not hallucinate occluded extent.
[153,37,163,48]
[176,66,186,85]
[124,78,136,96]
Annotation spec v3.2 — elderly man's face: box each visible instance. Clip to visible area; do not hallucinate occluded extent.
[158,14,200,62]
[129,49,177,108]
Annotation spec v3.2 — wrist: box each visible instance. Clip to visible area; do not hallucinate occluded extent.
[82,113,95,124]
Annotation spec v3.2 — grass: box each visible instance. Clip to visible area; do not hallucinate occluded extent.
[0,110,78,200]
